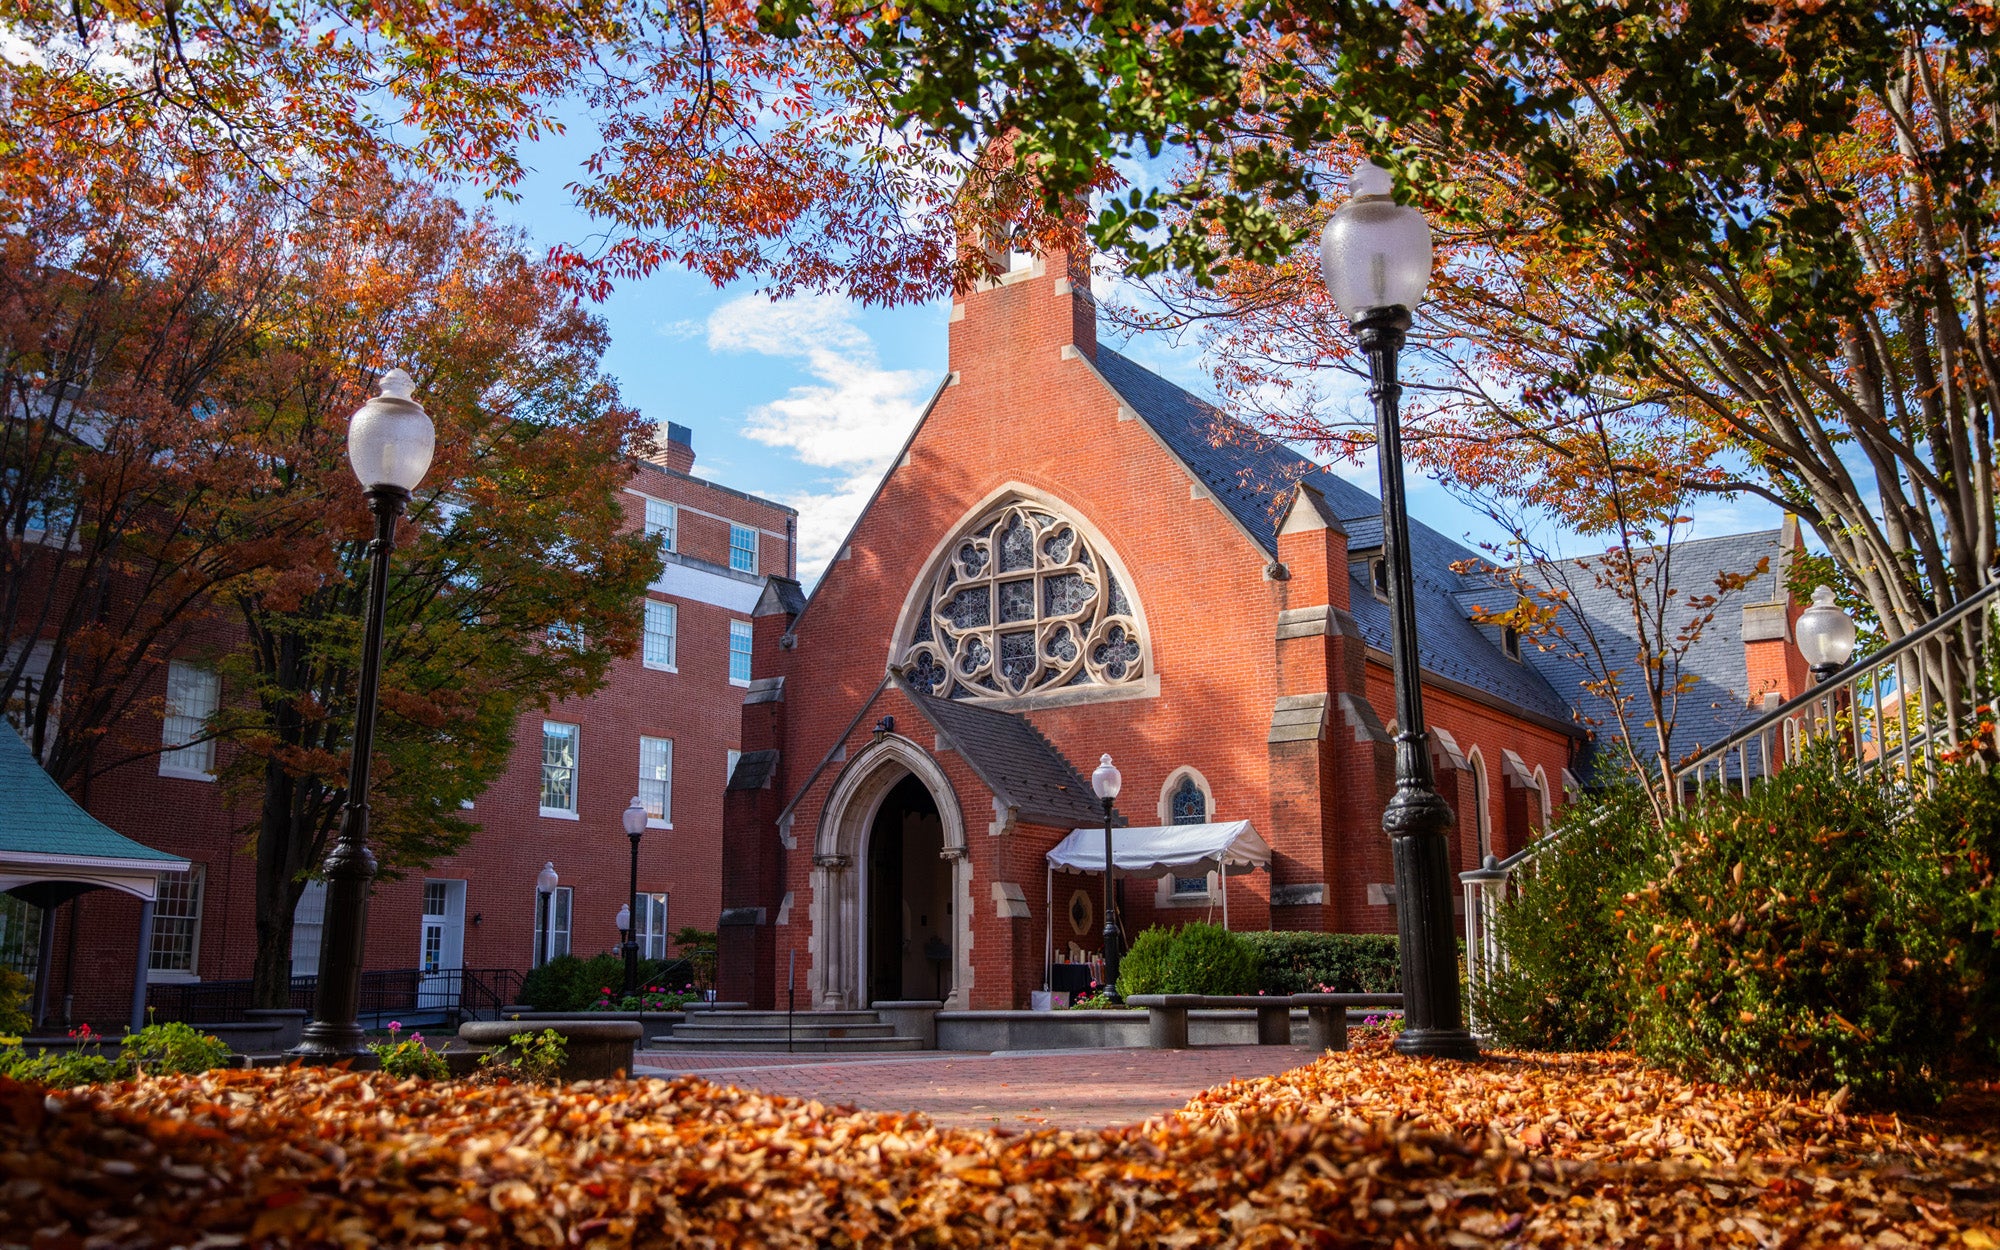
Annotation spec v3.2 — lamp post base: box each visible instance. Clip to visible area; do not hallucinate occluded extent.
[290,1025,370,1061]
[1392,1027,1483,1060]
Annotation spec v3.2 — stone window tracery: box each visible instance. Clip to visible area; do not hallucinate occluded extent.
[901,502,1145,701]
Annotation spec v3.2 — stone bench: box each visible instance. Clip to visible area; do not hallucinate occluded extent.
[1124,993,1405,1051]
[1125,995,1294,1047]
[1290,993,1403,1053]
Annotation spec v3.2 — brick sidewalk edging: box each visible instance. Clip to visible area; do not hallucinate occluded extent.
[637,1045,1325,1130]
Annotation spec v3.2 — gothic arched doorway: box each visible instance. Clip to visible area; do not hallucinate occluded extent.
[865,775,951,1003]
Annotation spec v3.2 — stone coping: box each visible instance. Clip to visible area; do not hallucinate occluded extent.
[461,1020,642,1043]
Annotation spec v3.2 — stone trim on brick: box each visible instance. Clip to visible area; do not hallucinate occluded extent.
[1270,883,1326,907]
[991,882,1031,919]
[1337,693,1390,745]
[1269,693,1329,743]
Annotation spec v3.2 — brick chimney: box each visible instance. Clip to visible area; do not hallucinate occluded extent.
[643,421,696,474]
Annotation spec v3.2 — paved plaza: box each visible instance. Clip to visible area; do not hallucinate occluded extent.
[638,1046,1325,1130]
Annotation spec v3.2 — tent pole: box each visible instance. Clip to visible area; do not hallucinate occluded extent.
[1044,868,1053,992]
[1220,860,1229,930]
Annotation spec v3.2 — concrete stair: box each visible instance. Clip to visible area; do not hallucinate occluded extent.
[644,1009,927,1054]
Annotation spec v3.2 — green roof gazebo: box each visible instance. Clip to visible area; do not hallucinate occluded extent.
[0,722,189,1033]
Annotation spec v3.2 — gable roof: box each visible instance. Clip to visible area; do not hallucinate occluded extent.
[0,723,187,866]
[1513,528,1788,771]
[1093,348,1574,725]
[890,671,1113,829]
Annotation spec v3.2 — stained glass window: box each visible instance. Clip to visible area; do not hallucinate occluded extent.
[1171,776,1207,824]
[899,502,1146,700]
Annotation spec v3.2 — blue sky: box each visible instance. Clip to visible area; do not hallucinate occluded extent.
[484,137,1779,588]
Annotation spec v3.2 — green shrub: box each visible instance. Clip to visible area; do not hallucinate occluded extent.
[122,1021,232,1075]
[520,953,693,1011]
[1627,754,1962,1107]
[371,1022,449,1080]
[1903,755,2000,1065]
[0,1043,128,1088]
[1163,923,1258,995]
[0,967,30,1037]
[1115,927,1174,997]
[479,1028,567,1083]
[1475,784,1661,1050]
[1239,932,1400,995]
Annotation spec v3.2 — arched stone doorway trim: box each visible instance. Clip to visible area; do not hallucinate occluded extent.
[812,733,972,1010]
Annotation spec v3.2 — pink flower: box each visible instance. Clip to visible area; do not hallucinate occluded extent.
[388,1021,402,1034]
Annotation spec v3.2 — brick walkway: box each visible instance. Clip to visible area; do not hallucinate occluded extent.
[638,1046,1324,1130]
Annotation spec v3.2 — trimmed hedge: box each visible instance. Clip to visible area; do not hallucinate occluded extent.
[519,953,695,1012]
[1239,931,1400,995]
[1115,923,1258,996]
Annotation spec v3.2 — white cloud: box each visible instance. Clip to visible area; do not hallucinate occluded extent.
[655,318,704,341]
[707,294,933,585]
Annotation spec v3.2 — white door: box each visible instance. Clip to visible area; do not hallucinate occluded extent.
[417,880,466,1009]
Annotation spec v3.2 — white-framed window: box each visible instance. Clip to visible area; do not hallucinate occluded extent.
[638,735,672,826]
[1533,764,1553,828]
[290,879,327,979]
[643,497,677,552]
[727,748,742,787]
[729,524,758,574]
[547,620,584,650]
[149,867,205,979]
[159,660,219,779]
[729,620,754,685]
[643,599,678,670]
[540,721,580,818]
[532,885,572,966]
[635,892,669,961]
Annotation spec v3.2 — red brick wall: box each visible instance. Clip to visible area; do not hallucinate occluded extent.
[37,460,792,1030]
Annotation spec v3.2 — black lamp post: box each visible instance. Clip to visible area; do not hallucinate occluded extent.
[1090,753,1123,999]
[621,795,647,998]
[1319,162,1479,1060]
[536,861,560,967]
[294,369,435,1060]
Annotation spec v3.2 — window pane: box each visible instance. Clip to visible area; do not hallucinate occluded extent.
[552,887,571,957]
[729,621,753,684]
[644,498,676,550]
[637,893,669,961]
[541,722,579,812]
[160,661,219,776]
[727,748,741,787]
[291,880,326,978]
[729,524,758,574]
[643,599,677,669]
[149,867,205,972]
[639,735,672,821]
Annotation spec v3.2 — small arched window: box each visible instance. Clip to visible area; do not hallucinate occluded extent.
[1170,775,1207,825]
[1533,765,1552,828]
[1467,746,1493,862]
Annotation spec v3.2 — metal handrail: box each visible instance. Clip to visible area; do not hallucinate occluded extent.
[1673,577,2000,790]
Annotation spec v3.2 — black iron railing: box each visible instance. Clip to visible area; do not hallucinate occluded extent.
[146,967,526,1026]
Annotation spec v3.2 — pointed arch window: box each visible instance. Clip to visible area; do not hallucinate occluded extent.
[1170,775,1207,825]
[901,502,1145,701]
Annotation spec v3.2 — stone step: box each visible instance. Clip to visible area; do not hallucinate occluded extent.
[667,1022,901,1042]
[644,1035,928,1055]
[681,1011,884,1027]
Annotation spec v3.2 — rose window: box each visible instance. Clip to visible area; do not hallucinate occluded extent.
[900,503,1145,700]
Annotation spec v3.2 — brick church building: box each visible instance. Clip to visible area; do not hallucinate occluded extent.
[716,241,1813,1013]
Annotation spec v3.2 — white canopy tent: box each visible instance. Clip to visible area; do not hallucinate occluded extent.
[1043,820,1274,990]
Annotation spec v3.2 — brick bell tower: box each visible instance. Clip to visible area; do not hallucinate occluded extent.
[946,227,1098,382]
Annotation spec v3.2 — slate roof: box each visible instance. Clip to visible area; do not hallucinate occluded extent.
[0,723,187,864]
[1512,529,1789,775]
[1094,348,1576,726]
[891,672,1113,829]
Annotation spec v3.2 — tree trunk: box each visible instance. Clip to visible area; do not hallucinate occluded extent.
[250,760,305,1010]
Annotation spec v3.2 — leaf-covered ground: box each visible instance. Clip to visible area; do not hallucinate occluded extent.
[3,1041,1997,1247]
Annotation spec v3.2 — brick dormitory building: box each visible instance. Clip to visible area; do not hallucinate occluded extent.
[5,424,797,1028]
[6,239,1819,1029]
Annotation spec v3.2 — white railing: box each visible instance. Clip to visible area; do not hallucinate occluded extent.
[1461,578,1999,1038]
[1674,578,2000,797]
